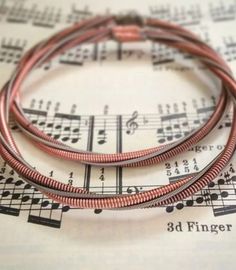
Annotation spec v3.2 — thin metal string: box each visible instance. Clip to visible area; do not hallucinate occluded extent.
[0,14,235,210]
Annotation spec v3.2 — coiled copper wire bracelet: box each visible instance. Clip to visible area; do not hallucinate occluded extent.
[0,13,236,210]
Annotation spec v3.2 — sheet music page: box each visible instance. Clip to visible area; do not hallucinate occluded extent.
[0,0,236,269]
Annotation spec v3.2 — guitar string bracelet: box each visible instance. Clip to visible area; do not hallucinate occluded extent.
[0,13,236,210]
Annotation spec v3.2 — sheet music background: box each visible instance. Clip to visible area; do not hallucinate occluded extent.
[1,0,236,269]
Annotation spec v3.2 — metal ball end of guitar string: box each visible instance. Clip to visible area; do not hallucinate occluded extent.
[0,14,236,210]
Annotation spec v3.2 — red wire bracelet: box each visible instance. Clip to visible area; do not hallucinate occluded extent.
[0,13,236,210]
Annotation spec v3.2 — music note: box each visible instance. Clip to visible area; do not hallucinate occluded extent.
[97,120,107,144]
[210,2,235,22]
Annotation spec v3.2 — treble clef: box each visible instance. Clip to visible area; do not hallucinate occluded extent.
[126,111,139,135]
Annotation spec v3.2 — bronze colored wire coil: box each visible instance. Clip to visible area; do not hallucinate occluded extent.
[0,13,236,210]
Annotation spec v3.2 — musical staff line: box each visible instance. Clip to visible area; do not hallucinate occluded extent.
[0,96,235,228]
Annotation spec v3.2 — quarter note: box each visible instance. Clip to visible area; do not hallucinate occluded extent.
[97,120,107,144]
